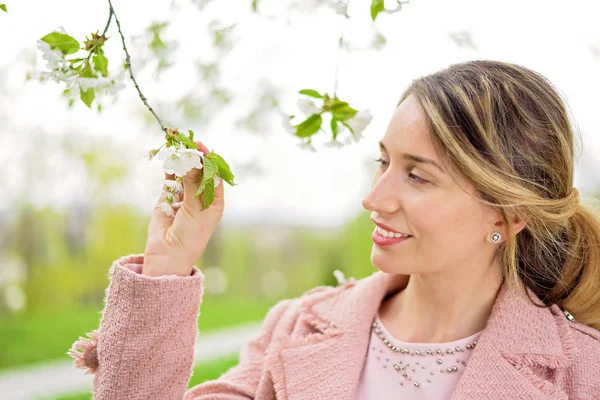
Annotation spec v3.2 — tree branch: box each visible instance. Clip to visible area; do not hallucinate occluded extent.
[107,0,167,132]
[101,8,113,37]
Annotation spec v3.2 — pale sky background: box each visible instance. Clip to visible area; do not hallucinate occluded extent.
[1,0,599,228]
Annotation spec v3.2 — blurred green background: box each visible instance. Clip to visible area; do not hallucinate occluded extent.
[0,203,377,372]
[0,192,380,400]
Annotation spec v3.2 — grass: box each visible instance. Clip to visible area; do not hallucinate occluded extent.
[187,354,240,387]
[51,355,240,400]
[0,306,103,371]
[1,296,276,371]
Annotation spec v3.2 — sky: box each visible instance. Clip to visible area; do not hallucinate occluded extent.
[1,0,599,228]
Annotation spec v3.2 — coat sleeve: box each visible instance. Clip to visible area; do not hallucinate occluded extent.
[183,297,292,400]
[69,254,292,400]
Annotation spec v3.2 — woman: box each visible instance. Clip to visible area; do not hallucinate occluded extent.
[70,60,600,399]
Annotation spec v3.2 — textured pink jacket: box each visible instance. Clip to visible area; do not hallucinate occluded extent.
[70,254,600,399]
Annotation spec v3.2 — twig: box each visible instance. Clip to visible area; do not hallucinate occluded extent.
[107,0,167,132]
[101,8,113,37]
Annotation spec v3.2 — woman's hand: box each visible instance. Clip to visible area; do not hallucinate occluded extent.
[143,141,224,277]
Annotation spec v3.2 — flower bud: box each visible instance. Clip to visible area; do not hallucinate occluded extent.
[148,149,159,161]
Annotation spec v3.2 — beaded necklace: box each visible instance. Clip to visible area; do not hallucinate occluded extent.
[370,318,480,388]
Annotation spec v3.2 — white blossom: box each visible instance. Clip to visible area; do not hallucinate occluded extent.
[324,139,344,148]
[333,269,346,284]
[37,40,72,74]
[343,126,364,144]
[179,147,204,159]
[156,145,204,177]
[163,179,183,195]
[326,0,347,16]
[65,74,125,96]
[157,202,175,217]
[214,176,222,188]
[346,110,373,137]
[163,155,199,177]
[155,145,178,161]
[37,39,127,98]
[297,97,321,116]
[342,135,355,145]
[297,140,317,152]
[280,112,297,136]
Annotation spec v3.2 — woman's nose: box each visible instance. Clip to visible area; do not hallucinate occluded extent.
[362,174,401,214]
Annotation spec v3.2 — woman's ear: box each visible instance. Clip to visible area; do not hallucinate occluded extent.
[512,217,528,235]
[492,216,528,237]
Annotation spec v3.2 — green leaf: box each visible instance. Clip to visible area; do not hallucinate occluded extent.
[80,60,95,78]
[331,102,358,121]
[93,51,109,77]
[299,89,323,99]
[207,153,236,186]
[0,4,7,12]
[68,98,75,108]
[203,179,215,209]
[174,133,199,149]
[195,157,218,199]
[331,118,339,139]
[330,99,352,109]
[41,32,80,55]
[80,87,95,108]
[188,129,195,142]
[201,157,218,184]
[251,0,259,11]
[295,114,323,138]
[370,0,385,20]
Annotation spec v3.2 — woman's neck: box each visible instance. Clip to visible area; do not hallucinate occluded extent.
[378,262,504,343]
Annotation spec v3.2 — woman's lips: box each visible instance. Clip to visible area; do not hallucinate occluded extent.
[372,227,412,246]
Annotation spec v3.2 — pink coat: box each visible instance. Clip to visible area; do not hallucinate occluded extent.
[70,254,600,399]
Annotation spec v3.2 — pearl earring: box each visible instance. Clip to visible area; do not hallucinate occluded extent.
[490,232,502,243]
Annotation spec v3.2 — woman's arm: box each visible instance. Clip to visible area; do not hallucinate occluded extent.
[70,254,202,399]
[69,254,292,400]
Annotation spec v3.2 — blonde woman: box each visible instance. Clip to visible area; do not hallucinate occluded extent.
[71,60,600,399]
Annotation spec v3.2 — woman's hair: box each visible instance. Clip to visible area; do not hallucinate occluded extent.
[399,60,600,330]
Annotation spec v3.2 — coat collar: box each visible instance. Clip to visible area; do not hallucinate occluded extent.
[269,271,580,400]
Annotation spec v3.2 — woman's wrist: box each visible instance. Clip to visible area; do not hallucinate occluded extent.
[142,253,192,277]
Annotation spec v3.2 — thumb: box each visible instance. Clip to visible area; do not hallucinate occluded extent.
[181,165,204,214]
[181,141,215,214]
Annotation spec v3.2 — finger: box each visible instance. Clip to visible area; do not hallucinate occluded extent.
[212,175,225,209]
[181,141,222,213]
[195,141,211,156]
[181,141,210,213]
[148,173,180,233]
[181,165,204,214]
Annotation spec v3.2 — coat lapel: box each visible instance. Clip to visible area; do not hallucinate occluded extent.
[269,271,409,400]
[270,271,579,400]
[450,280,579,399]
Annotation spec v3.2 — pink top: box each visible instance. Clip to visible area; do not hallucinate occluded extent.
[355,314,483,400]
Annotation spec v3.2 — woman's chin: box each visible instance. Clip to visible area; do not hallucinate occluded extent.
[371,251,414,275]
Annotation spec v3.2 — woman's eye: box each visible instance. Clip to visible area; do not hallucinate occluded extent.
[374,158,429,185]
[408,172,428,184]
[374,158,388,168]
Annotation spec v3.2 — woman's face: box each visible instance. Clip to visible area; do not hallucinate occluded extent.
[362,95,500,276]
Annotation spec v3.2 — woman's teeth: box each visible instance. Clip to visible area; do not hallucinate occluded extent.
[377,226,411,238]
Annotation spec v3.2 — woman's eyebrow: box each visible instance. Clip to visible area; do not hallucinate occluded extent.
[379,140,444,172]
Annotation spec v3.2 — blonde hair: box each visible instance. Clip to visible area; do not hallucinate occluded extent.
[399,60,600,330]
